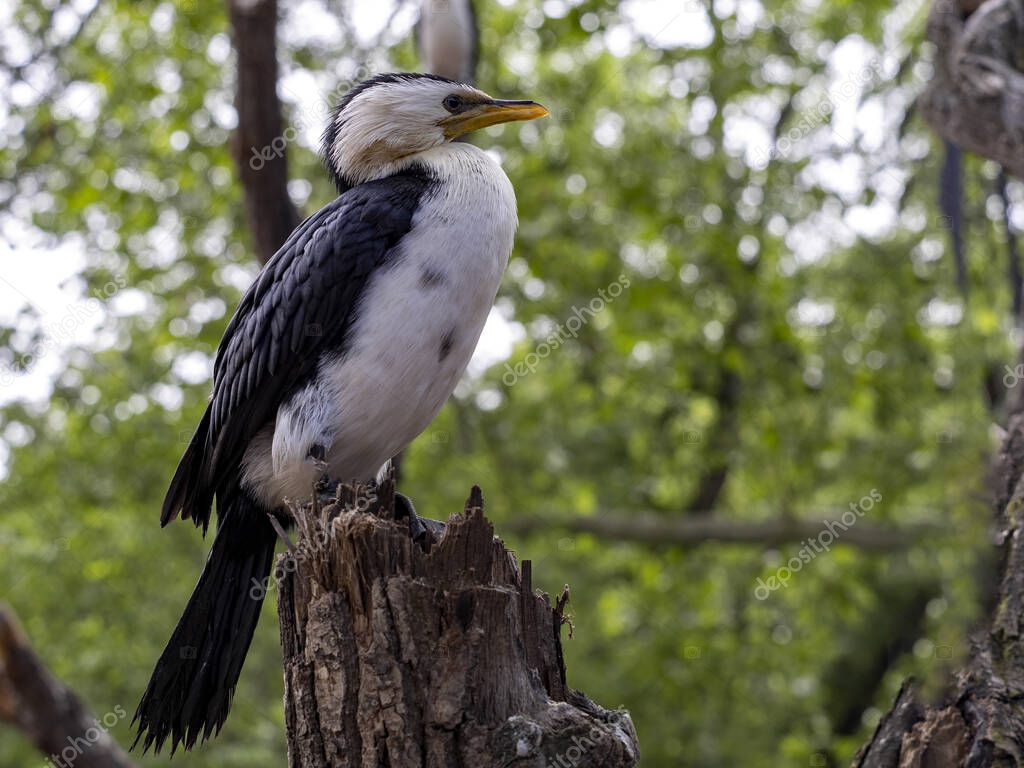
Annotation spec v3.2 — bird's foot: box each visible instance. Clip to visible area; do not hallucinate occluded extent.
[310,470,445,544]
[394,492,446,543]
[314,473,338,502]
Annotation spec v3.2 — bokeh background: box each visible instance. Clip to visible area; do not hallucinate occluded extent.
[1,0,1021,765]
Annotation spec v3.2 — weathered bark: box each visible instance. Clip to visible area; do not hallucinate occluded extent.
[0,604,137,768]
[919,0,1024,179]
[853,413,1024,766]
[852,3,1024,760]
[227,0,300,265]
[277,475,639,768]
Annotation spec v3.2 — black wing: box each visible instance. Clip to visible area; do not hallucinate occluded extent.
[162,171,434,531]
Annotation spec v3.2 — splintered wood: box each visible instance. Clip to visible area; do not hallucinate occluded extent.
[277,476,639,768]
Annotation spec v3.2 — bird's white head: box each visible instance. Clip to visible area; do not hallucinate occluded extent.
[321,73,548,192]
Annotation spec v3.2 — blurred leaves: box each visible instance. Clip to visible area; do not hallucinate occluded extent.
[0,0,1020,765]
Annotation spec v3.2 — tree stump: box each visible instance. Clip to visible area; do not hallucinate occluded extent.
[276,474,639,768]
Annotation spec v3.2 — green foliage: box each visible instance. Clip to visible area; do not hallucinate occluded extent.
[0,0,1017,765]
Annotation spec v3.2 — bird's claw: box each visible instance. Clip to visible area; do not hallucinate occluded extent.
[394,492,446,543]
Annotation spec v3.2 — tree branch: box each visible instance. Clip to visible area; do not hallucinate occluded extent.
[684,366,740,513]
[227,0,300,265]
[920,0,1024,178]
[505,511,935,551]
[0,604,136,768]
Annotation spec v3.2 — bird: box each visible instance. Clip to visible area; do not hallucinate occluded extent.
[416,0,479,84]
[132,72,547,754]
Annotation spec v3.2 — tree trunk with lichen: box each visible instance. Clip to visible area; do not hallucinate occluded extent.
[853,414,1024,766]
[851,0,1024,763]
[275,473,639,768]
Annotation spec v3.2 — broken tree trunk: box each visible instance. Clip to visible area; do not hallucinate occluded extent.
[276,475,639,768]
[853,413,1024,766]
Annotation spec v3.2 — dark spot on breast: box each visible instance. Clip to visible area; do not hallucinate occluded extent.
[419,267,446,288]
[439,328,456,362]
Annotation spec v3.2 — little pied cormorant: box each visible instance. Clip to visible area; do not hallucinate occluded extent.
[132,73,548,754]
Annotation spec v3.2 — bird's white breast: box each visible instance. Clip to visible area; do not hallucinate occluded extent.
[242,143,516,507]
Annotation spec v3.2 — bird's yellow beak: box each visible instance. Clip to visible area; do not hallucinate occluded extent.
[440,99,550,140]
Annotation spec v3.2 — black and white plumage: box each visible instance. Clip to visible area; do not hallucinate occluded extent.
[132,73,547,754]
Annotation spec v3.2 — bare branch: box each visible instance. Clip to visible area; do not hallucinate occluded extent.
[0,603,136,768]
[505,511,935,551]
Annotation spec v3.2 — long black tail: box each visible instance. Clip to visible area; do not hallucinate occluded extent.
[132,489,277,754]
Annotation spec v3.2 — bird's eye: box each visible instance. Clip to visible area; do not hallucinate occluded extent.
[442,95,462,113]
